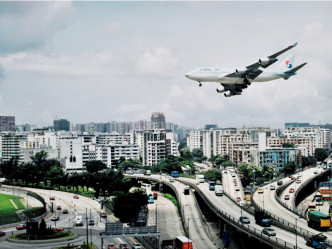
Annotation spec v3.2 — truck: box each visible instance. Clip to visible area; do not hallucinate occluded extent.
[307,211,331,230]
[209,181,216,191]
[171,171,179,178]
[183,186,190,195]
[75,215,83,227]
[215,185,223,196]
[254,209,272,227]
[174,235,193,249]
[196,174,205,183]
[305,233,328,248]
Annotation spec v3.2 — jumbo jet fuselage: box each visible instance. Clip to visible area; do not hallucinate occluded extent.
[185,68,295,85]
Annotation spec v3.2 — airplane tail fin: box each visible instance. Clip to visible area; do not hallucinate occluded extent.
[277,55,295,71]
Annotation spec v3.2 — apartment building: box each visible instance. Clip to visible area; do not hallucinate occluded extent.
[284,126,331,151]
[0,132,27,162]
[136,129,179,166]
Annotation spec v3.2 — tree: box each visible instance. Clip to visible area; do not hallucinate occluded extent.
[192,148,204,162]
[221,160,235,168]
[85,160,107,173]
[283,161,296,175]
[111,190,148,223]
[301,156,317,167]
[0,156,19,183]
[178,138,187,151]
[39,219,47,235]
[282,143,295,148]
[203,169,221,181]
[180,148,192,161]
[314,148,329,162]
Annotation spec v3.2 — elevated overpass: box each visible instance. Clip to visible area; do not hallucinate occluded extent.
[130,174,316,249]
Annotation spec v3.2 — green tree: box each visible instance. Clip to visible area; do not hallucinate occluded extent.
[39,219,47,235]
[301,156,317,167]
[180,148,192,161]
[111,190,148,223]
[178,138,187,151]
[0,156,19,183]
[85,160,107,173]
[283,161,296,175]
[315,148,329,162]
[221,160,235,168]
[203,169,221,181]
[282,143,295,148]
[192,148,204,162]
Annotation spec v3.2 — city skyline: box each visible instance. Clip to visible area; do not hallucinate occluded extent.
[0,2,332,128]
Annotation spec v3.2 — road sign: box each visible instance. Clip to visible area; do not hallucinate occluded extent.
[319,182,332,188]
[105,222,157,235]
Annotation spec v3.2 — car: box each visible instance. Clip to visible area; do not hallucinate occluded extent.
[231,173,236,177]
[277,180,283,186]
[100,212,107,218]
[51,216,60,221]
[73,195,79,199]
[0,231,6,237]
[290,176,296,180]
[88,219,95,226]
[49,196,55,200]
[63,209,68,214]
[314,170,318,174]
[119,243,129,249]
[16,224,27,230]
[284,194,290,200]
[56,206,61,210]
[236,197,241,202]
[258,188,263,194]
[235,187,240,191]
[289,188,294,193]
[52,227,64,231]
[239,216,250,224]
[108,243,119,249]
[269,185,275,190]
[169,177,175,182]
[296,179,301,184]
[132,243,142,249]
[263,227,276,236]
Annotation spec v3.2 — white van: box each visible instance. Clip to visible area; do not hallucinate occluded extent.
[75,215,83,226]
[196,174,205,183]
[215,185,223,196]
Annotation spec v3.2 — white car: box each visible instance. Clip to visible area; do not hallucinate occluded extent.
[132,243,142,249]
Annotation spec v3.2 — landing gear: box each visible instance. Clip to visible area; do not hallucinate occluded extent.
[198,81,202,87]
[244,78,251,86]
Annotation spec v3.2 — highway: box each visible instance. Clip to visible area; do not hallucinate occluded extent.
[252,166,332,242]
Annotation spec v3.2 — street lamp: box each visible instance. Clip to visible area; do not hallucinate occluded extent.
[295,218,298,249]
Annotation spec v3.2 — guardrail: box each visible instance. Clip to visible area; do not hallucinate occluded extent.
[178,178,298,249]
[251,172,332,247]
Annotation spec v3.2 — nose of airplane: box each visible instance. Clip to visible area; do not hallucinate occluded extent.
[185,72,192,78]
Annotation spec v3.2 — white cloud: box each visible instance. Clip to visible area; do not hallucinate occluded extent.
[0,51,124,78]
[136,47,179,78]
[118,103,147,113]
[0,2,72,54]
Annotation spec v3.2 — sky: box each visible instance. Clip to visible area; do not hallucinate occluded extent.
[0,1,331,129]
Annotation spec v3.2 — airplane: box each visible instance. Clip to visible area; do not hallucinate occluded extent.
[185,42,307,97]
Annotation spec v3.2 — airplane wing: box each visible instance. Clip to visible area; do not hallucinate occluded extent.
[224,42,299,80]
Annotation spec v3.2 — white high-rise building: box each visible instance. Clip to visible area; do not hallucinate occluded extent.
[284,126,331,152]
[59,136,83,173]
[136,129,179,166]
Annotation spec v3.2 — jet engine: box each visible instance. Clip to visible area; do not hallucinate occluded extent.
[259,57,278,68]
[216,87,226,93]
[235,68,247,74]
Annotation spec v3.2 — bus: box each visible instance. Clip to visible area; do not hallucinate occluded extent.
[141,183,152,195]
